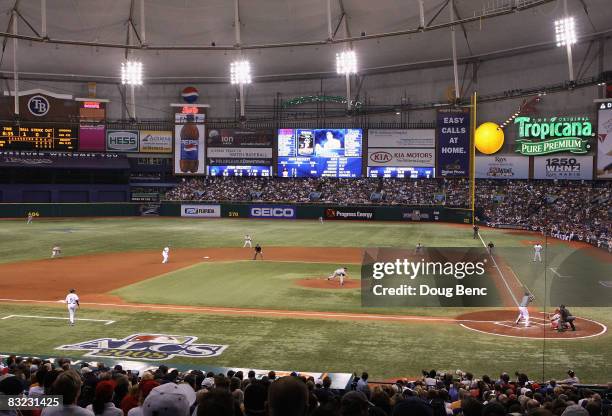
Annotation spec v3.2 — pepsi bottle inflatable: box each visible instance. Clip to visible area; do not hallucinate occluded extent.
[179,115,200,173]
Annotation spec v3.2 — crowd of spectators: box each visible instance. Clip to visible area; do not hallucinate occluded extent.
[1,356,610,416]
[163,177,610,248]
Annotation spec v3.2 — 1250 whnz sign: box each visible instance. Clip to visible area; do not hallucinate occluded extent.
[181,204,221,218]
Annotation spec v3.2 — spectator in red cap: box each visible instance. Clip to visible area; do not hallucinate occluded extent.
[86,380,122,416]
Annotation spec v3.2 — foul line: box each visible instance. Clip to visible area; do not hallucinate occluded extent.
[0,298,501,324]
[549,267,571,279]
[478,233,519,306]
[2,314,115,325]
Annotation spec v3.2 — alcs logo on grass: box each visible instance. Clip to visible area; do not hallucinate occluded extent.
[56,334,227,360]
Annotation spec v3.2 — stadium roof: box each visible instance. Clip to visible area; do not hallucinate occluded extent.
[0,0,610,83]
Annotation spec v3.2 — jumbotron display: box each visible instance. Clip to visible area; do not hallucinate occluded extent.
[207,165,272,177]
[277,128,363,177]
[0,124,78,151]
[367,167,435,178]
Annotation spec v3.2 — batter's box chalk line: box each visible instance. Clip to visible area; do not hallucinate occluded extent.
[2,315,115,325]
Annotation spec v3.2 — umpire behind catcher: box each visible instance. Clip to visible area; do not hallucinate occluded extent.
[559,304,576,331]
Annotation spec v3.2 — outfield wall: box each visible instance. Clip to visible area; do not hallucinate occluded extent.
[167,202,473,223]
[0,202,472,223]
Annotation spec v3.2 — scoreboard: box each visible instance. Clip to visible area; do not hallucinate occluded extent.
[0,125,78,151]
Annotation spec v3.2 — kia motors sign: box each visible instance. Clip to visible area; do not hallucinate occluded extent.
[181,204,221,218]
[106,130,139,152]
[367,148,434,167]
[249,205,296,219]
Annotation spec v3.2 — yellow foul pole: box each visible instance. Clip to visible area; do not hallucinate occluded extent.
[470,92,477,225]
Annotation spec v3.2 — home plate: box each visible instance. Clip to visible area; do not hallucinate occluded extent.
[203,256,210,259]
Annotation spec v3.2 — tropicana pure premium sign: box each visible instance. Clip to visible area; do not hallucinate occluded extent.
[514,116,592,155]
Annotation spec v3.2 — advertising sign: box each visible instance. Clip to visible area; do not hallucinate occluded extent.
[174,114,205,175]
[367,167,434,178]
[367,148,434,167]
[106,130,139,152]
[597,102,612,178]
[79,125,105,151]
[475,155,529,179]
[207,166,272,177]
[207,147,273,159]
[533,156,593,180]
[436,108,470,177]
[249,205,296,219]
[207,129,273,147]
[277,128,363,177]
[324,207,375,220]
[140,130,173,153]
[367,129,435,148]
[514,116,593,155]
[180,204,221,218]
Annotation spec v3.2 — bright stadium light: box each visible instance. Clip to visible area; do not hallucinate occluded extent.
[120,60,143,86]
[336,50,357,75]
[554,17,576,47]
[230,60,252,85]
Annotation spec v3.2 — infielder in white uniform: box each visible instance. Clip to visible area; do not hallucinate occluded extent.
[515,291,535,327]
[327,267,348,286]
[65,289,79,326]
[162,246,170,263]
[243,235,252,248]
[51,245,61,259]
[533,243,543,262]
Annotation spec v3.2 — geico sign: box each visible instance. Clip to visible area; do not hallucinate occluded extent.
[250,207,295,218]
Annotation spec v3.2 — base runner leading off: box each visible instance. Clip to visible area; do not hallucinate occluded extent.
[327,267,348,286]
[65,289,80,326]
[243,234,252,248]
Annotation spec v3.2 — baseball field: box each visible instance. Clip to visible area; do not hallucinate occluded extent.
[0,217,610,382]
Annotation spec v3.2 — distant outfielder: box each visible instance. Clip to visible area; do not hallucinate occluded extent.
[243,234,252,248]
[51,245,62,259]
[327,267,348,286]
[473,224,479,239]
[533,243,543,262]
[253,244,263,260]
[415,243,424,254]
[26,213,33,224]
[319,216,324,224]
[65,289,80,326]
[515,291,535,327]
[162,246,170,263]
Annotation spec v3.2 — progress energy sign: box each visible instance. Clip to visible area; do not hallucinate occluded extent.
[514,116,593,155]
[597,102,612,178]
[436,108,470,177]
[475,156,529,179]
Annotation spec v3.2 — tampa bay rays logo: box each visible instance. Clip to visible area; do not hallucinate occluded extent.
[56,334,227,361]
[28,95,50,116]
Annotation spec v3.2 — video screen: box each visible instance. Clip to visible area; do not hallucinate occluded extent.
[367,167,434,178]
[277,128,363,177]
[207,165,272,177]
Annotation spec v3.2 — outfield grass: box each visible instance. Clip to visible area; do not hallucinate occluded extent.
[0,218,486,263]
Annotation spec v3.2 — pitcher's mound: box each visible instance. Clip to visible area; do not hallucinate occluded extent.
[295,278,360,290]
